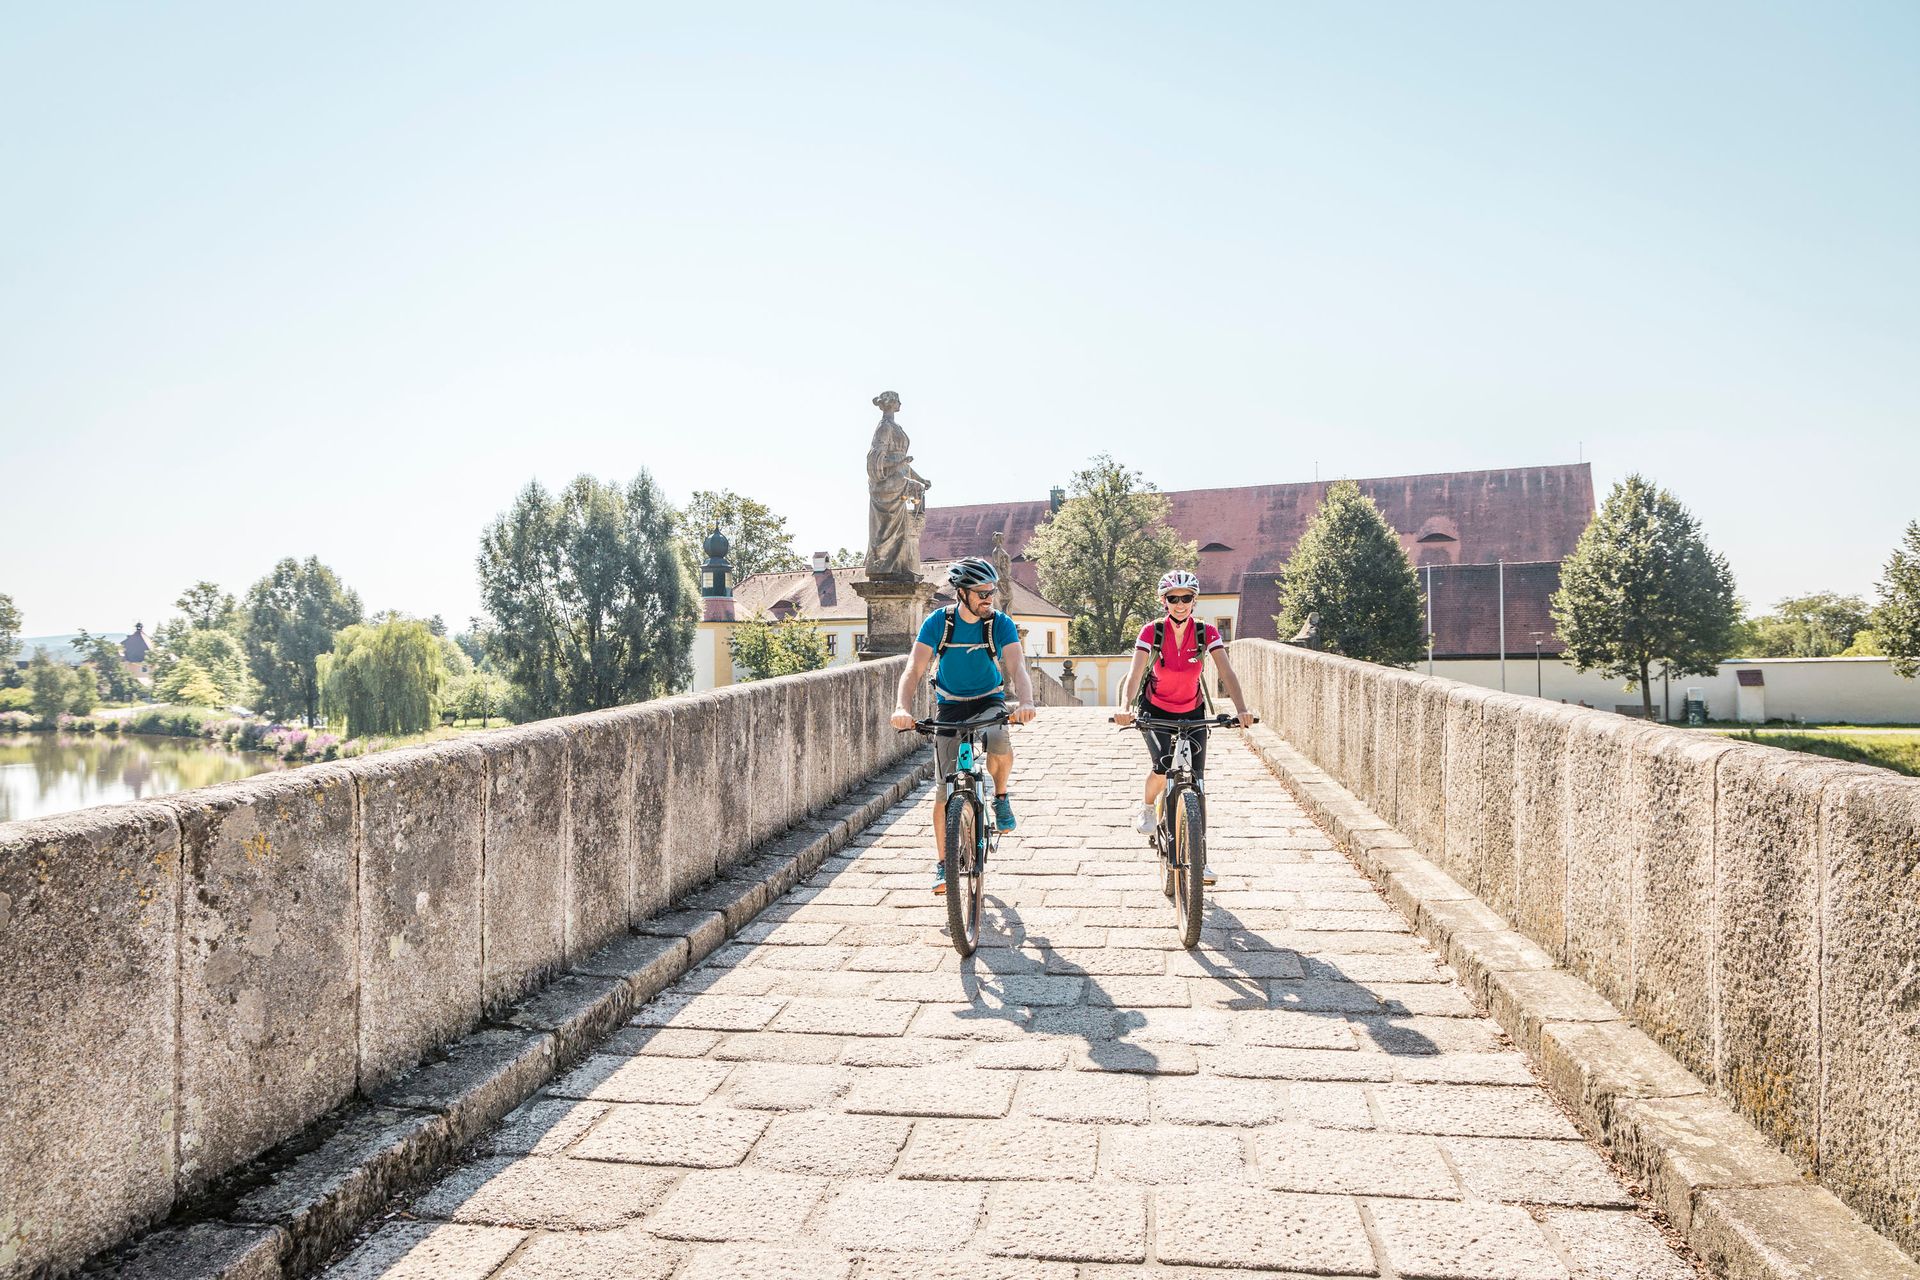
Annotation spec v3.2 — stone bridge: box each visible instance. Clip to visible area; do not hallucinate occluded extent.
[2,645,1915,1279]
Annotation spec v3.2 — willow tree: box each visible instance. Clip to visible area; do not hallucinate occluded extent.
[1552,474,1739,719]
[1276,480,1424,666]
[478,471,696,719]
[1026,454,1195,653]
[320,617,448,736]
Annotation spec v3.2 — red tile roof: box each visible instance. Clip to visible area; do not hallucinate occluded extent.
[921,463,1594,596]
[729,564,1068,623]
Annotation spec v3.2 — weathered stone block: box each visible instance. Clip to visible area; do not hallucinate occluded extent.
[354,741,486,1090]
[172,767,359,1195]
[1472,693,1526,918]
[478,724,567,1009]
[1819,773,1920,1257]
[1563,713,1659,1008]
[1441,685,1488,888]
[1714,745,1872,1171]
[1627,727,1731,1083]
[1404,677,1450,860]
[567,710,634,962]
[661,695,724,900]
[1508,701,1579,960]
[0,802,180,1276]
[795,667,841,815]
[1371,672,1404,829]
[628,704,672,924]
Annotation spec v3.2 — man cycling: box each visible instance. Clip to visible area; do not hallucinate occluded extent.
[1113,569,1255,885]
[890,557,1038,894]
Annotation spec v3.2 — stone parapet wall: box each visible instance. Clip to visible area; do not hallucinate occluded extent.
[1026,661,1081,707]
[0,658,921,1278]
[1229,638,1920,1259]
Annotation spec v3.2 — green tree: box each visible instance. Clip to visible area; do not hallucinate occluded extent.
[71,629,136,701]
[678,489,805,580]
[729,615,832,681]
[175,581,239,631]
[1552,474,1740,719]
[829,548,866,568]
[153,626,253,708]
[479,471,697,719]
[243,557,364,726]
[1025,454,1195,653]
[1874,520,1920,678]
[26,650,76,719]
[160,656,226,707]
[0,592,21,671]
[446,669,511,726]
[1735,592,1871,657]
[320,617,449,736]
[1275,480,1425,667]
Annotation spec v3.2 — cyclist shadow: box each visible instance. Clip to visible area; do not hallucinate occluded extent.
[942,896,1439,1063]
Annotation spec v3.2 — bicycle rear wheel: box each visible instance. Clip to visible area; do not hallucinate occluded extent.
[1172,787,1205,948]
[944,792,984,955]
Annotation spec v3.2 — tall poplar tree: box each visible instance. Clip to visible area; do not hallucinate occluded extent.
[1873,520,1920,678]
[1026,454,1195,653]
[1276,480,1425,666]
[1551,474,1739,719]
[243,557,364,726]
[478,471,696,719]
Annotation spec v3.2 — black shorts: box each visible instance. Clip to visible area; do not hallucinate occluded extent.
[1141,701,1208,777]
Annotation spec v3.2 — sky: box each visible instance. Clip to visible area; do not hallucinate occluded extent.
[2,1,1916,638]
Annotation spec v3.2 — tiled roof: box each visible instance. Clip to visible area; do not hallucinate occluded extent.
[921,463,1594,596]
[729,564,1069,623]
[1234,561,1567,660]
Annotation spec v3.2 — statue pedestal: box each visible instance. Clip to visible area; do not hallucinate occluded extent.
[851,577,935,659]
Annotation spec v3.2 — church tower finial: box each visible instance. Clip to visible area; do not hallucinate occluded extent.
[700,525,733,599]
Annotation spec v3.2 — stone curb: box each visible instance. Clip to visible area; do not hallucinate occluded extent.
[1241,725,1920,1280]
[105,751,934,1280]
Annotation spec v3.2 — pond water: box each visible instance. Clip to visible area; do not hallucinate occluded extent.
[0,734,290,825]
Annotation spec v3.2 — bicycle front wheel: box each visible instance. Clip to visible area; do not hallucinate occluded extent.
[944,792,984,956]
[1173,786,1205,948]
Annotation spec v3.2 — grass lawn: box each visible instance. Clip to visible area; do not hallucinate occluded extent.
[1715,729,1920,777]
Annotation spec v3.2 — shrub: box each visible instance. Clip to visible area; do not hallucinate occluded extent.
[0,687,31,712]
[0,710,32,732]
[124,706,216,737]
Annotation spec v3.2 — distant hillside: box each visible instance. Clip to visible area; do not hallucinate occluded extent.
[15,634,128,665]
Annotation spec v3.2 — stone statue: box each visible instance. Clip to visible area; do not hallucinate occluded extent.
[1288,611,1324,650]
[864,391,930,580]
[991,531,1013,601]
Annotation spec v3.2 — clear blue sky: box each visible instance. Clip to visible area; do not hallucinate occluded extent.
[3,1,1915,637]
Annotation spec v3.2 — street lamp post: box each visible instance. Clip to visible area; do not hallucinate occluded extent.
[1530,631,1544,698]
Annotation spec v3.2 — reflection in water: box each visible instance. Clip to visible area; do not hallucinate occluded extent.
[0,734,289,824]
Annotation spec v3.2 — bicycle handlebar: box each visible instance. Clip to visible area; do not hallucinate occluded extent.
[1110,713,1258,732]
[902,706,1016,736]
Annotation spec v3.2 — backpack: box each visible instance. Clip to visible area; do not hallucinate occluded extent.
[931,605,1005,700]
[1135,618,1216,714]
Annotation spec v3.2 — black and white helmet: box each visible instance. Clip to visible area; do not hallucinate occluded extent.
[1158,569,1200,596]
[947,557,999,589]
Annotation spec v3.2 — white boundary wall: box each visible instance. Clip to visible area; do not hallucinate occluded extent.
[1430,655,1920,723]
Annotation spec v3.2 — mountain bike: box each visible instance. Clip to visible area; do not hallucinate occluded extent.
[907,705,1013,957]
[1115,713,1255,948]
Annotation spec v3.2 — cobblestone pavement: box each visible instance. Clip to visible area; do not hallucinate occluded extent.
[327,708,1700,1279]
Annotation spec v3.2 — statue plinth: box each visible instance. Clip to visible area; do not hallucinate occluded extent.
[852,576,935,659]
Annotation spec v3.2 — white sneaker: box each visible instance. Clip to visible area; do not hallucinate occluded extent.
[1133,804,1157,836]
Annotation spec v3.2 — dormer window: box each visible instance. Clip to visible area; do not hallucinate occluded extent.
[1417,532,1457,544]
[1200,542,1233,552]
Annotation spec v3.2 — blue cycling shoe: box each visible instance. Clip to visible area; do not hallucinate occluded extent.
[993,795,1017,833]
[932,860,947,896]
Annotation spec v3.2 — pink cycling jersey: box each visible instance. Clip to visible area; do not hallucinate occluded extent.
[1135,618,1223,713]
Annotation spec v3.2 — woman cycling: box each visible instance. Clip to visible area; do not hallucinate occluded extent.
[1112,570,1255,884]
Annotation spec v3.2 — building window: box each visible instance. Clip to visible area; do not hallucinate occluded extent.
[825,633,838,656]
[1047,630,1056,655]
[854,633,868,653]
[1216,618,1233,642]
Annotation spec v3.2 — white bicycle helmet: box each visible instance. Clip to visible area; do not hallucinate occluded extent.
[1158,569,1200,596]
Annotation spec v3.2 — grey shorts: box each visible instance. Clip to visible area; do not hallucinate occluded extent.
[933,696,1011,802]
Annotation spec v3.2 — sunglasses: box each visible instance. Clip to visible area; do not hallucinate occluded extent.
[1164,593,1195,604]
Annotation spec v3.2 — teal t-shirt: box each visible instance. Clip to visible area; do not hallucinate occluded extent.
[918,608,1020,703]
